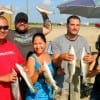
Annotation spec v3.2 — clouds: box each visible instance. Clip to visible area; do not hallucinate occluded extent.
[43,0,51,5]
[63,0,75,2]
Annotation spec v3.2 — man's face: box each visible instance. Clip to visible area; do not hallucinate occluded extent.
[67,18,80,36]
[0,18,9,39]
[15,21,28,33]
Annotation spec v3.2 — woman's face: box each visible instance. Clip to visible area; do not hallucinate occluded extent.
[0,18,9,40]
[33,36,46,55]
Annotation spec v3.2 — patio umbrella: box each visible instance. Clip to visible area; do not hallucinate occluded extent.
[57,0,100,18]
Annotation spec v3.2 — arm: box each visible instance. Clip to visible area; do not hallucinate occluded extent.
[36,7,52,35]
[87,61,97,77]
[42,13,52,35]
[26,57,45,84]
[26,57,39,84]
[0,72,17,82]
[87,54,98,77]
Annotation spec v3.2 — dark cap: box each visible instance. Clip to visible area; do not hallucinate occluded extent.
[15,12,28,24]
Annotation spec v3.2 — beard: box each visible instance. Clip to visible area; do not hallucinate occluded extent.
[15,27,28,34]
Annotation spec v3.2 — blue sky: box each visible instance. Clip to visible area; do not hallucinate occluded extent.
[0,0,69,23]
[0,0,100,23]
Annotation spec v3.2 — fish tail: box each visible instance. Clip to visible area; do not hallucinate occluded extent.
[82,77,88,86]
[31,88,38,93]
[29,85,38,93]
[66,76,72,83]
[53,87,62,99]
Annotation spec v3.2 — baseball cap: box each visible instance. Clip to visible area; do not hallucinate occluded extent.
[15,12,28,24]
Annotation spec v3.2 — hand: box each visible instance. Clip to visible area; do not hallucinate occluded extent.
[62,53,74,62]
[23,66,29,73]
[83,54,95,63]
[38,65,45,74]
[3,71,17,82]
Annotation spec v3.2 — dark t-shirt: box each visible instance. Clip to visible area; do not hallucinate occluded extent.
[7,27,42,59]
[92,55,100,91]
[93,73,100,91]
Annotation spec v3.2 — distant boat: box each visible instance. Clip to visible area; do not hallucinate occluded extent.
[95,23,100,28]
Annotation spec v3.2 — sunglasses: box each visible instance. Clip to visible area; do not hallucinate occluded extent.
[0,26,9,30]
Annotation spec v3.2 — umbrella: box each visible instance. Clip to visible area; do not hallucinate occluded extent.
[57,0,100,18]
[0,6,13,15]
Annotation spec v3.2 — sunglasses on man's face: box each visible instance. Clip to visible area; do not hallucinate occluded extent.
[0,26,9,30]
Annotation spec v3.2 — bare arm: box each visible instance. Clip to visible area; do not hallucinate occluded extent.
[26,57,39,84]
[87,54,98,77]
[26,57,45,84]
[40,12,52,35]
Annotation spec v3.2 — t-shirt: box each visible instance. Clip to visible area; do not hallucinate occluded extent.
[92,56,100,91]
[7,27,42,59]
[0,40,25,100]
[51,34,90,89]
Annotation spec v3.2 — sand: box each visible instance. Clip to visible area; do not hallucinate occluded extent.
[46,25,100,52]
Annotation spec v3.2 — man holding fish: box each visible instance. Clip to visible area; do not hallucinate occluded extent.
[6,6,53,100]
[51,15,94,100]
[24,33,57,100]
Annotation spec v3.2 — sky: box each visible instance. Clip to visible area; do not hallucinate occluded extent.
[0,0,100,23]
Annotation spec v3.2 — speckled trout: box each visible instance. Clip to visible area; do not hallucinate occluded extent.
[43,61,60,90]
[67,45,76,83]
[81,47,89,84]
[43,61,61,96]
[16,63,37,93]
[11,69,21,100]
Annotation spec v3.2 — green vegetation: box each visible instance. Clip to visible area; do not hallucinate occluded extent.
[10,23,63,29]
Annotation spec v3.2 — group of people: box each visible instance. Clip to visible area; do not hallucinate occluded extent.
[0,6,100,100]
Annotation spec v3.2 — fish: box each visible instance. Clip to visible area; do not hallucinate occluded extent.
[36,6,54,14]
[67,45,76,83]
[11,69,21,100]
[15,63,37,93]
[81,47,89,84]
[43,61,61,96]
[0,6,13,15]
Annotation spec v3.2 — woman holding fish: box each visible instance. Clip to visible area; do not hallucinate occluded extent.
[0,16,25,100]
[25,33,55,100]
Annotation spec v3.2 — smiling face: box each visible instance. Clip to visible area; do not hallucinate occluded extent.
[0,16,9,40]
[32,34,46,55]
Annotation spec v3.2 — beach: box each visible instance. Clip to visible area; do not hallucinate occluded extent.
[46,25,100,52]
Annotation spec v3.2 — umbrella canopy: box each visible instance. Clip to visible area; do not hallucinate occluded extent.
[57,0,100,18]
